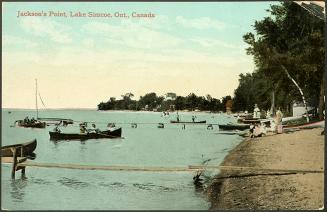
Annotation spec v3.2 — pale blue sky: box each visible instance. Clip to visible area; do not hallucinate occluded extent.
[2,2,276,108]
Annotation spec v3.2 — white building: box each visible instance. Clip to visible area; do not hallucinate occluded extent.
[292,101,314,117]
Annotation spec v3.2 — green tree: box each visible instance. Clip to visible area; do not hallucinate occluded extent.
[242,2,324,119]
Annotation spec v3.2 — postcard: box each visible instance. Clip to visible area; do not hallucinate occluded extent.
[2,1,324,210]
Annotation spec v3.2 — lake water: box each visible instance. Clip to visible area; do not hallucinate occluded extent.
[1,109,242,210]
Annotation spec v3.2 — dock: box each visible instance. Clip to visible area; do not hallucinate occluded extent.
[2,159,323,177]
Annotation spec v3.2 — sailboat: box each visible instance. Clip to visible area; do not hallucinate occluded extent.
[14,79,46,128]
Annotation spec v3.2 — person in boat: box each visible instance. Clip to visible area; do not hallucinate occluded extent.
[24,116,30,124]
[30,117,36,123]
[62,120,68,127]
[80,124,87,134]
[91,123,99,133]
[53,125,61,133]
[107,123,116,131]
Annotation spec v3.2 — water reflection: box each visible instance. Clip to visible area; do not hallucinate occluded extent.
[57,177,90,189]
[10,178,27,202]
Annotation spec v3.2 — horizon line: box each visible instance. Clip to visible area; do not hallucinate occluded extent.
[2,107,98,110]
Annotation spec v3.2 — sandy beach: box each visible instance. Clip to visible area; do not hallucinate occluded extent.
[207,128,324,210]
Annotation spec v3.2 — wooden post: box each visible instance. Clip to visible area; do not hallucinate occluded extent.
[11,147,17,179]
[21,166,26,177]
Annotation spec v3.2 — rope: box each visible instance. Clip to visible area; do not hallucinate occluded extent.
[38,92,47,110]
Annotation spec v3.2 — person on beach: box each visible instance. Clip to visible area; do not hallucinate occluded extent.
[276,108,283,133]
[250,124,255,138]
[251,123,265,138]
[253,104,261,119]
[177,112,180,122]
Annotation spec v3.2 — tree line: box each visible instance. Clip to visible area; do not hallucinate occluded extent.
[232,2,324,119]
[98,92,232,112]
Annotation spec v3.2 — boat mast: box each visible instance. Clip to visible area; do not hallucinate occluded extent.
[35,79,39,119]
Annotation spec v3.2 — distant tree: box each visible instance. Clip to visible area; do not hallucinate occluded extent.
[165,92,177,100]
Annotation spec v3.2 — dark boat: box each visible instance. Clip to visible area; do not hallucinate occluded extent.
[170,120,206,124]
[1,139,37,157]
[49,128,122,141]
[218,124,250,131]
[158,123,164,128]
[15,120,46,128]
[238,119,261,124]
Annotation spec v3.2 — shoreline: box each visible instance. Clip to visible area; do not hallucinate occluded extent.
[207,128,324,210]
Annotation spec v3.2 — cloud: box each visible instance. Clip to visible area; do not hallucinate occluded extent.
[3,35,38,48]
[83,21,182,49]
[176,16,226,30]
[190,37,244,49]
[20,17,72,44]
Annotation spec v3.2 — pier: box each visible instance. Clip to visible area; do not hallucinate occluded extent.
[2,156,323,179]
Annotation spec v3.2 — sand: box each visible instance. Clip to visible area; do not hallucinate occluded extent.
[207,128,324,210]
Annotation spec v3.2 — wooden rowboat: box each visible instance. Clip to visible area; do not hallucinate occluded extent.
[170,120,206,124]
[238,119,261,124]
[15,120,46,128]
[218,124,250,131]
[1,139,37,157]
[49,128,122,141]
[283,120,325,129]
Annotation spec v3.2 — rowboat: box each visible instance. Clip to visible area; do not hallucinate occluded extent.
[1,139,37,157]
[283,120,325,129]
[216,131,249,137]
[238,118,261,124]
[37,117,74,125]
[218,124,250,131]
[170,120,206,124]
[49,128,122,141]
[15,120,46,128]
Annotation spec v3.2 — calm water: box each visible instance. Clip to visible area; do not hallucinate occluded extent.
[1,109,242,210]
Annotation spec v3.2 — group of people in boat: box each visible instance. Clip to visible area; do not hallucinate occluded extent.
[23,116,37,124]
[53,122,117,134]
[79,123,100,134]
[161,111,170,117]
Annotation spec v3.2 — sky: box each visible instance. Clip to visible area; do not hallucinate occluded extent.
[2,2,276,109]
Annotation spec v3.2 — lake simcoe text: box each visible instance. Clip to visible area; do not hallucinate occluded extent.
[17,11,155,18]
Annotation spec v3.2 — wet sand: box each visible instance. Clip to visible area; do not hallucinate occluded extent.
[207,128,324,210]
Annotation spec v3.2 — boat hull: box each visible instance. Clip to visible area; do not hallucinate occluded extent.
[49,128,122,141]
[170,120,206,124]
[1,139,37,157]
[16,120,46,128]
[218,124,250,131]
[283,120,325,129]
